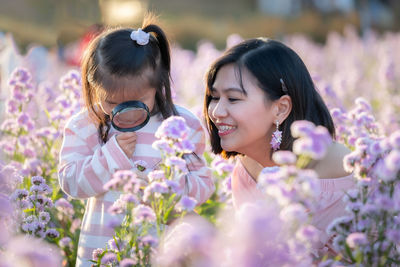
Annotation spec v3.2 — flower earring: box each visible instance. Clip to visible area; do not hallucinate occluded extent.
[270,120,282,151]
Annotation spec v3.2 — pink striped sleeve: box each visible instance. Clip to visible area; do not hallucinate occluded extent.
[177,111,215,204]
[58,111,133,199]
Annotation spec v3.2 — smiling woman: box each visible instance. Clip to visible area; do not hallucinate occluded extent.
[203,37,355,256]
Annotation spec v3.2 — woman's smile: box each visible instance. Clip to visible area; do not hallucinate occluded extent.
[216,123,237,136]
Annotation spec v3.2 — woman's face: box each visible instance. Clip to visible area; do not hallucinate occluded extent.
[208,64,276,156]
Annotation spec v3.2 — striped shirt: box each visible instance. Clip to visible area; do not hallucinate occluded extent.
[58,105,215,267]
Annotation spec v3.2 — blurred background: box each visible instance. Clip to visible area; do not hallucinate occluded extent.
[0,0,399,54]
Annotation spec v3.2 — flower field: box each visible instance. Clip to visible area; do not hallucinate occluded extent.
[1,25,400,266]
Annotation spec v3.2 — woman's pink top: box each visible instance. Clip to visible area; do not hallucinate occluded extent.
[231,159,355,252]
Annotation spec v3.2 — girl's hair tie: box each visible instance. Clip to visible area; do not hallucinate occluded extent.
[130,28,150,45]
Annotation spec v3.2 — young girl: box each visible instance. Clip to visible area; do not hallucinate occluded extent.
[58,19,214,267]
[203,38,354,254]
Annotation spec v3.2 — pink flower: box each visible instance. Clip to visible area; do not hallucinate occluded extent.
[346,232,368,248]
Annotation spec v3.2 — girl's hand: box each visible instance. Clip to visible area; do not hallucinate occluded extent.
[116,132,137,157]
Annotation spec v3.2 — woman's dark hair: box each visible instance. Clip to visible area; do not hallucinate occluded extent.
[81,16,178,143]
[204,38,335,159]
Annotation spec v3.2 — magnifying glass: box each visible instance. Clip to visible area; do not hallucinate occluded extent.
[111,101,150,132]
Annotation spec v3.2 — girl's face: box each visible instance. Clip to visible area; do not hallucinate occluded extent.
[99,79,157,116]
[208,64,276,156]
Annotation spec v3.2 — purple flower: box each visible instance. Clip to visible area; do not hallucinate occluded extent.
[133,204,156,223]
[4,236,62,267]
[107,238,120,251]
[386,229,400,243]
[59,237,72,248]
[103,178,122,191]
[6,99,18,114]
[9,68,31,84]
[108,199,125,215]
[101,252,117,264]
[372,158,397,181]
[140,235,158,247]
[113,170,137,181]
[292,125,332,160]
[272,151,297,165]
[148,182,169,196]
[326,216,353,236]
[11,189,29,201]
[54,198,74,214]
[165,156,188,173]
[355,97,372,112]
[384,150,400,172]
[165,180,182,194]
[120,258,138,267]
[290,120,315,138]
[215,162,234,176]
[279,203,308,224]
[38,211,50,224]
[346,232,368,248]
[223,176,232,192]
[155,215,215,267]
[0,193,12,218]
[17,113,34,130]
[121,193,139,204]
[389,130,400,149]
[155,116,190,140]
[148,170,166,182]
[174,139,195,153]
[45,229,60,239]
[176,196,197,212]
[31,176,45,186]
[107,217,121,229]
[30,184,46,194]
[92,248,104,261]
[152,139,175,154]
[296,225,319,244]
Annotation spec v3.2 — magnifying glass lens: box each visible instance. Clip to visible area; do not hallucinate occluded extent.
[113,108,147,128]
[111,101,150,132]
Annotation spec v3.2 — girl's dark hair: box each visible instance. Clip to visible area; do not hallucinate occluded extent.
[81,16,178,143]
[204,38,335,159]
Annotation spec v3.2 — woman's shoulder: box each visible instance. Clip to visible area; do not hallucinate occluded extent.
[312,142,352,179]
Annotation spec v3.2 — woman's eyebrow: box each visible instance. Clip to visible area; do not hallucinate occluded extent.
[211,87,244,94]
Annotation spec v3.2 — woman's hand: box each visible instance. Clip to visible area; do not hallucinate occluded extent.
[116,132,137,157]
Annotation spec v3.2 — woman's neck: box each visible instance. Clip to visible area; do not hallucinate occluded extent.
[242,147,275,167]
[240,155,276,182]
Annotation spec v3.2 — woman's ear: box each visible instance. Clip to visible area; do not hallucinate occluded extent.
[274,95,292,122]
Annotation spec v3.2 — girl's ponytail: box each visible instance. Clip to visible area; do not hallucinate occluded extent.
[142,21,178,117]
[142,24,171,72]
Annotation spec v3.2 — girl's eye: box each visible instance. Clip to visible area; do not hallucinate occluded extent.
[210,96,220,101]
[228,98,239,102]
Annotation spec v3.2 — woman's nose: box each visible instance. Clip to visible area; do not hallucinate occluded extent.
[210,100,227,119]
